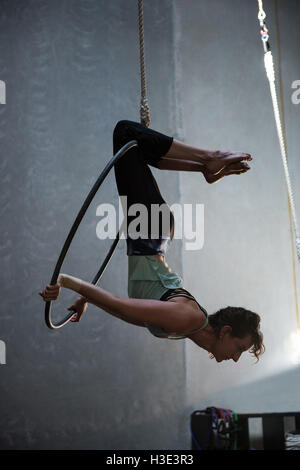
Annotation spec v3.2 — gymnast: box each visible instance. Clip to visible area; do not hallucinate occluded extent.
[39,120,264,363]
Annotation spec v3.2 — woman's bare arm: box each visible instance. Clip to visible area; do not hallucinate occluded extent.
[65,275,198,333]
[40,275,200,334]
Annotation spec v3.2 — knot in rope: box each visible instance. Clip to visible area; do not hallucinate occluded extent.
[138,0,150,127]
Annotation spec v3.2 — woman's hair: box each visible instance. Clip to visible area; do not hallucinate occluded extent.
[208,306,265,362]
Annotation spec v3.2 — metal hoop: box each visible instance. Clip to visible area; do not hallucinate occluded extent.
[45,140,138,330]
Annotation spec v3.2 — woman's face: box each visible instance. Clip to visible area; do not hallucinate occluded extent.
[212,326,253,363]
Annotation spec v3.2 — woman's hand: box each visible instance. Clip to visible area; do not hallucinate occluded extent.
[39,283,61,302]
[68,296,88,322]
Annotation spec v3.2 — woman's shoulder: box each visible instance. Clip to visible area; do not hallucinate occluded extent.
[162,288,208,328]
[161,288,204,309]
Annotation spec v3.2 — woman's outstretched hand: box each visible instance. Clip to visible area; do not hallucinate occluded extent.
[68,296,88,322]
[39,283,61,302]
[39,281,87,322]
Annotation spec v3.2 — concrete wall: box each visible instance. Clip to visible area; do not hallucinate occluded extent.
[175,0,300,420]
[0,0,184,450]
[0,0,300,450]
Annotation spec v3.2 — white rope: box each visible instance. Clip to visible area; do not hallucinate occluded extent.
[264,52,300,249]
[258,2,300,261]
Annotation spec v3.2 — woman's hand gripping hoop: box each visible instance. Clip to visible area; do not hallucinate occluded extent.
[42,141,138,330]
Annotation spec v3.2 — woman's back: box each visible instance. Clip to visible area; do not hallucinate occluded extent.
[128,255,208,339]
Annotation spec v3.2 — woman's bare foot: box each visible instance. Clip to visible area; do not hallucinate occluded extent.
[203,161,250,184]
[205,151,252,176]
[163,140,252,175]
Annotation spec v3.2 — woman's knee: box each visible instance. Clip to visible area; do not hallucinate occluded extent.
[113,121,134,153]
[113,120,131,139]
[112,121,126,152]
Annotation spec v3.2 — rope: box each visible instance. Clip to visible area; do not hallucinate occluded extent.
[273,0,300,330]
[257,0,300,330]
[138,0,150,127]
[257,0,300,261]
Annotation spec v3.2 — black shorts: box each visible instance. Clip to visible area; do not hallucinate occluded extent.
[113,120,174,256]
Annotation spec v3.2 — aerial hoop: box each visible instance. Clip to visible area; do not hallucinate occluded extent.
[46,0,150,329]
[45,140,138,330]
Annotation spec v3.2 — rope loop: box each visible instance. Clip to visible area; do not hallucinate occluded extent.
[257,0,266,27]
[258,10,266,22]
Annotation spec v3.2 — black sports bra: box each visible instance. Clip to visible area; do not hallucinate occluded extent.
[160,287,204,311]
[144,288,209,340]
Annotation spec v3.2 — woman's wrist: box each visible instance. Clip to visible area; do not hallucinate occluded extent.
[58,273,83,293]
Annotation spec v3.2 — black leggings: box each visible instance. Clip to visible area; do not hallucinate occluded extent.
[113,120,174,256]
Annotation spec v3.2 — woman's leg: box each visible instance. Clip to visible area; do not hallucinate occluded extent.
[113,120,175,254]
[161,139,252,176]
[112,121,252,254]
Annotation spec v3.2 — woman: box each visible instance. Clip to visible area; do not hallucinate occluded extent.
[39,120,264,363]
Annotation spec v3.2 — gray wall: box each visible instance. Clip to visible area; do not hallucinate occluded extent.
[1,0,300,450]
[0,0,184,450]
[176,0,300,426]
